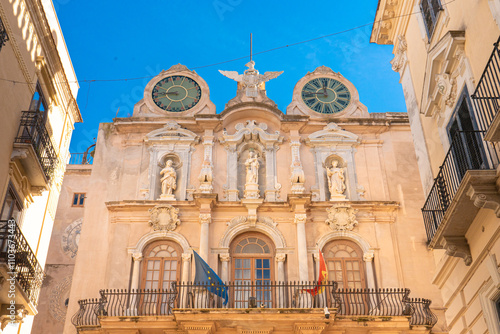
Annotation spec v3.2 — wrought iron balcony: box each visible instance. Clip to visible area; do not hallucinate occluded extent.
[472,35,500,140]
[0,219,44,306]
[14,111,57,182]
[72,282,437,332]
[69,144,95,165]
[69,153,94,165]
[421,131,499,243]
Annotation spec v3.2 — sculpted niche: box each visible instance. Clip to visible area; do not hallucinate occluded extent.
[220,120,283,202]
[305,123,361,201]
[143,121,199,201]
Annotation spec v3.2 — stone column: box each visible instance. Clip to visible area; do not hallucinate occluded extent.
[131,253,143,290]
[129,253,143,315]
[363,251,376,290]
[276,254,286,307]
[199,214,211,260]
[180,253,192,307]
[220,253,230,282]
[294,214,309,282]
[181,253,191,283]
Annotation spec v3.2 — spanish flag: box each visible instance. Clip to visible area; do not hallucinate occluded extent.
[303,249,328,296]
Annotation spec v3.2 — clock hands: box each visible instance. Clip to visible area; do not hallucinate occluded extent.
[156,91,179,97]
[304,90,328,97]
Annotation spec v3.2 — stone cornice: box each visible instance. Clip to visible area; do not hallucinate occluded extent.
[370,0,412,46]
[29,0,82,123]
[110,112,409,136]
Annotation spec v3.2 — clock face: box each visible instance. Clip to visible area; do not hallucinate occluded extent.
[152,75,202,112]
[301,78,351,114]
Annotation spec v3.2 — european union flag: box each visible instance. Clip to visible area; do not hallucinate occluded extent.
[193,250,229,306]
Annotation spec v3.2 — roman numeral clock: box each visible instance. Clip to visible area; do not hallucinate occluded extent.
[286,66,368,118]
[140,64,216,117]
[302,78,351,114]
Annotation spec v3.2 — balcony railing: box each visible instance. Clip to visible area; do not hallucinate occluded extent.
[421,131,500,242]
[471,35,500,131]
[14,111,57,181]
[69,153,94,165]
[72,282,437,331]
[0,219,44,305]
[408,298,438,328]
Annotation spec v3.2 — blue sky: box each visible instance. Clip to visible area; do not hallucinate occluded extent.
[54,0,406,152]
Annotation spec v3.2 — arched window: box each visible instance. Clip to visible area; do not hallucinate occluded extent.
[323,240,366,289]
[141,241,181,290]
[231,233,274,307]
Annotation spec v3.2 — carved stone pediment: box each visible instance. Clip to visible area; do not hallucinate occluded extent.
[149,204,180,231]
[421,31,466,117]
[144,121,200,145]
[325,204,358,231]
[305,123,359,146]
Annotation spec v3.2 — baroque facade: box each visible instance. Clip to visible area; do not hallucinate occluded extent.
[371,0,500,333]
[38,62,446,334]
[0,0,81,333]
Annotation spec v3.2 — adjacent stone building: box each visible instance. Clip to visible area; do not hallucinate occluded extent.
[38,62,445,334]
[0,0,81,332]
[371,0,500,333]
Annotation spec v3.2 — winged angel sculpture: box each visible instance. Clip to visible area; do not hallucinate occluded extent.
[219,61,283,97]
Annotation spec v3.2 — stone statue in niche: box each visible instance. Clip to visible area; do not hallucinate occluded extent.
[244,152,260,199]
[245,152,260,184]
[160,160,177,200]
[327,160,347,201]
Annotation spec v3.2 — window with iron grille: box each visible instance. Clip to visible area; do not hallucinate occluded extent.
[72,193,86,207]
[0,16,8,52]
[30,82,49,119]
[420,0,441,38]
[1,184,23,223]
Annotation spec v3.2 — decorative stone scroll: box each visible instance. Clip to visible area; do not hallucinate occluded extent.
[325,204,358,231]
[149,204,181,231]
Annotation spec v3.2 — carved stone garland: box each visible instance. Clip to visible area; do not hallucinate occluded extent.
[220,120,284,202]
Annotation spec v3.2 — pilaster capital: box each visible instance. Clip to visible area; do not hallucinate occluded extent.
[182,253,192,262]
[294,214,308,224]
[220,253,231,262]
[275,254,286,262]
[132,253,143,262]
[199,213,212,224]
[363,251,374,262]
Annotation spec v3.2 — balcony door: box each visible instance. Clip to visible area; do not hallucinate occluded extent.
[448,90,485,177]
[231,233,274,308]
[140,241,181,314]
[324,240,367,314]
[324,240,366,289]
